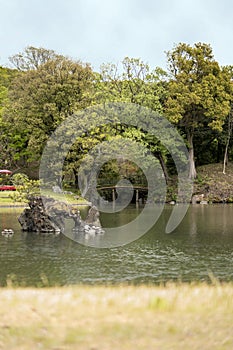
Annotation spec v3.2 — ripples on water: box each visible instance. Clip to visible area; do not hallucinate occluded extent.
[0,205,233,286]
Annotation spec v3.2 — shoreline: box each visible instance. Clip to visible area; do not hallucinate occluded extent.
[0,201,92,208]
[0,202,232,209]
[0,200,232,208]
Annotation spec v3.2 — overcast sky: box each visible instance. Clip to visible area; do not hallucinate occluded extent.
[0,0,233,71]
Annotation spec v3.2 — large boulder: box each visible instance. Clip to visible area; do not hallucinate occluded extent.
[18,196,103,234]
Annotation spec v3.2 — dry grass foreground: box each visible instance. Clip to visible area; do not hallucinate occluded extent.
[0,284,233,350]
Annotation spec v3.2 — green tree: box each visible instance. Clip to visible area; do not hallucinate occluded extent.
[5,47,94,165]
[9,46,58,71]
[10,173,40,203]
[61,57,169,189]
[92,57,170,183]
[0,66,19,168]
[165,42,231,178]
[221,66,233,174]
[96,57,166,110]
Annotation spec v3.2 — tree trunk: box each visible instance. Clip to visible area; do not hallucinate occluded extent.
[157,153,169,185]
[223,110,233,175]
[73,169,79,189]
[187,131,197,179]
[223,141,229,175]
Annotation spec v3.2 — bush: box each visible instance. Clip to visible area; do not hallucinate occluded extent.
[11,173,40,203]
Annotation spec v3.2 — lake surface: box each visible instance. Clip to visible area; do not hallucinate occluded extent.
[0,205,233,286]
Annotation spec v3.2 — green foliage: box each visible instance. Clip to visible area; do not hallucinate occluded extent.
[0,66,19,168]
[1,43,233,185]
[11,173,40,203]
[9,46,58,71]
[96,56,166,110]
[88,57,171,184]
[5,47,94,162]
[166,43,231,128]
[165,42,231,178]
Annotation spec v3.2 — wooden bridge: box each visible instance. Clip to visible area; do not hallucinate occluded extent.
[97,185,148,203]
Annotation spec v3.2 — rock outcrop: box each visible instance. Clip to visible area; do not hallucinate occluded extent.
[18,196,104,235]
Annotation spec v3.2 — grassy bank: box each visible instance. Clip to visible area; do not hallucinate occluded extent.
[0,191,26,206]
[194,163,233,203]
[167,162,233,203]
[0,190,90,207]
[0,283,233,349]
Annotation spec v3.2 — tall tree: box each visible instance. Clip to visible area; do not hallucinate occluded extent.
[221,66,233,174]
[97,57,166,111]
[222,107,233,174]
[0,66,19,168]
[9,46,58,71]
[5,48,94,163]
[165,42,231,178]
[93,57,170,183]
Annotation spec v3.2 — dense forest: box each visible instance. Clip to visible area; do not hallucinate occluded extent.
[1,43,233,199]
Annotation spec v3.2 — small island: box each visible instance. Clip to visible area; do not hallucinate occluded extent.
[18,195,104,235]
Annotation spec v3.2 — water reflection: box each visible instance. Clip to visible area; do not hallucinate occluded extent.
[0,205,233,286]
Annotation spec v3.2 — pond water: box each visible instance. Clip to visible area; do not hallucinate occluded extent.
[0,205,233,286]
